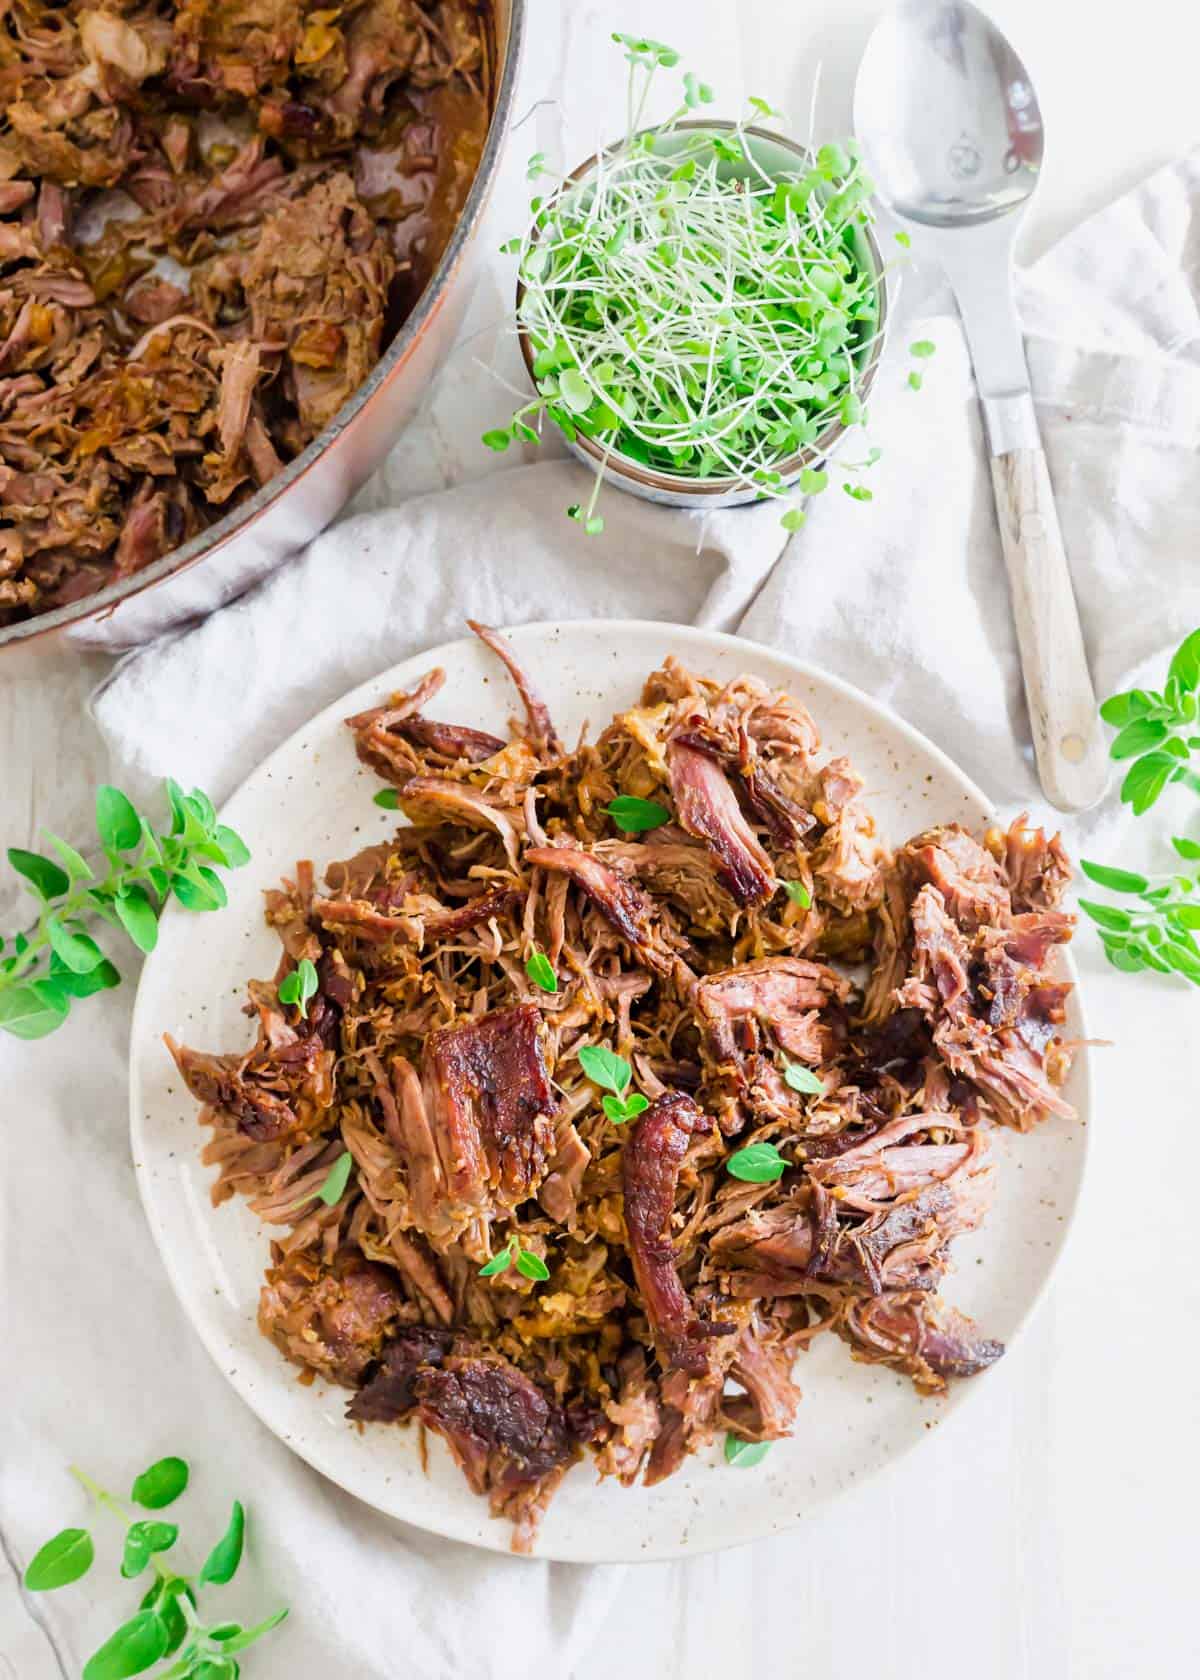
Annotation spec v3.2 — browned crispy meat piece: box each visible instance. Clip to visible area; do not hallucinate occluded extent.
[901,825,1013,930]
[414,1353,583,1552]
[468,620,563,758]
[347,1325,455,1423]
[838,1292,1004,1393]
[259,1249,410,1385]
[621,1092,728,1375]
[666,739,777,905]
[0,3,489,628]
[720,1323,803,1442]
[164,1029,333,1142]
[421,1004,557,1242]
[994,812,1072,912]
[524,843,676,973]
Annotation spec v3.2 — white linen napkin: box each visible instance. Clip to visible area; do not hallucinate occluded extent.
[4,60,1200,1680]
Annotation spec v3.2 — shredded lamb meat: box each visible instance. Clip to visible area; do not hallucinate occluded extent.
[0,0,491,625]
[170,623,1080,1550]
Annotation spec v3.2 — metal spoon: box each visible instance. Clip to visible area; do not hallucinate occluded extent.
[854,1,1108,812]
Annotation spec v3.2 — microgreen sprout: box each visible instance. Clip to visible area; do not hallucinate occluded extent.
[489,36,897,533]
[479,1236,551,1282]
[0,780,249,1041]
[22,1458,286,1679]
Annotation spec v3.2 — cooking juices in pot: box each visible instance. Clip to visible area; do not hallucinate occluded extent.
[0,0,493,629]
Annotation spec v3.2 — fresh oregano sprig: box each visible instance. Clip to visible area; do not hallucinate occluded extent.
[1097,628,1200,814]
[0,780,249,1041]
[23,1457,286,1680]
[1081,628,1200,982]
[577,1042,649,1123]
[479,1235,551,1282]
[1077,850,1200,983]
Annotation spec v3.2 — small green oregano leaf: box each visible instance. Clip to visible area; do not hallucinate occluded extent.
[200,1501,246,1586]
[525,949,558,993]
[24,1527,94,1591]
[724,1435,771,1468]
[578,1043,632,1095]
[130,1457,189,1511]
[726,1142,787,1183]
[602,796,670,833]
[316,1151,353,1207]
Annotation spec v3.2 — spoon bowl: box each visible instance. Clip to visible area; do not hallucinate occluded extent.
[854,0,1044,228]
[853,1,1108,814]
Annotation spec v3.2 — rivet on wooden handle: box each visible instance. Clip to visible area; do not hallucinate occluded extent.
[989,448,1108,813]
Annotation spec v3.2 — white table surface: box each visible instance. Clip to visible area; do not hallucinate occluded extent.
[2,3,1197,1678]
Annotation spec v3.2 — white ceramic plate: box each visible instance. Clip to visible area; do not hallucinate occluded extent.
[129,622,1089,1562]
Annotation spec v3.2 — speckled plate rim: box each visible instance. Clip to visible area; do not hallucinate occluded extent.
[129,620,1090,1563]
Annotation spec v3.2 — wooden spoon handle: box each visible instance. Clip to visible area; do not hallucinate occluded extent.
[989,447,1109,812]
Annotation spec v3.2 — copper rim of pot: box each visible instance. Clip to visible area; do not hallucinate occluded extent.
[516,119,890,506]
[1,0,528,651]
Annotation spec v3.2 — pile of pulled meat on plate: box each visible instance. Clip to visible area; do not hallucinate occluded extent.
[0,0,490,625]
[167,623,1079,1551]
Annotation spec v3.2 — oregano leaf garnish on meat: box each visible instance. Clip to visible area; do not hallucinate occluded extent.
[478,1243,513,1276]
[1083,626,1200,982]
[480,1236,549,1282]
[278,956,318,1016]
[578,1042,633,1094]
[316,1150,354,1207]
[0,781,249,1041]
[25,1462,286,1680]
[723,1436,772,1468]
[525,949,559,993]
[515,1249,551,1282]
[725,1141,788,1183]
[602,1092,650,1125]
[782,1061,825,1096]
[373,788,402,809]
[780,879,812,908]
[602,796,671,833]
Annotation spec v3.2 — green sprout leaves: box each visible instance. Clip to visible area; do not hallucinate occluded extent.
[479,1236,550,1282]
[724,1436,771,1468]
[602,796,670,832]
[488,39,885,540]
[278,957,318,1017]
[316,1151,354,1207]
[1098,631,1200,815]
[1084,627,1200,983]
[525,949,559,993]
[25,1528,95,1592]
[1,781,249,1041]
[131,1458,190,1510]
[725,1142,787,1183]
[24,1461,285,1680]
[780,879,812,908]
[782,1062,825,1096]
[578,1042,647,1123]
